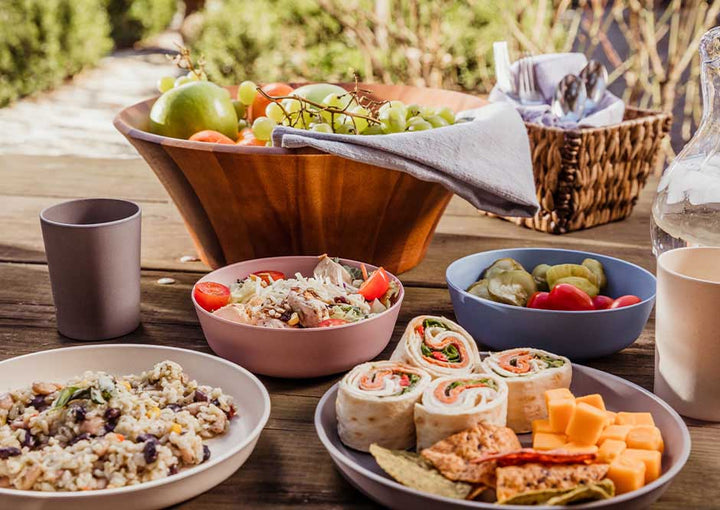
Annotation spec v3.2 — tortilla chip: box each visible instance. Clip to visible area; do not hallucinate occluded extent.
[500,479,614,506]
[465,484,489,501]
[546,479,615,505]
[421,422,521,486]
[496,463,610,503]
[369,443,473,499]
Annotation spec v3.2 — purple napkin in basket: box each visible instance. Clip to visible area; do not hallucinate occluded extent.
[488,53,625,129]
[271,102,538,217]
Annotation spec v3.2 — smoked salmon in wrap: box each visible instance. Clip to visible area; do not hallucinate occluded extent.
[481,348,571,433]
[390,316,481,378]
[414,374,508,450]
[336,361,431,452]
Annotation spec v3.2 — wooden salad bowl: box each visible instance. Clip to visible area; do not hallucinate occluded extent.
[114,83,486,273]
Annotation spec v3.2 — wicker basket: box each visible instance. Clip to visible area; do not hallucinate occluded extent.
[491,106,672,234]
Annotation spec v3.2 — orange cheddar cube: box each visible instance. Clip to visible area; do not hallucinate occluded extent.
[604,411,617,428]
[598,439,627,463]
[548,398,576,433]
[561,442,599,454]
[623,449,662,483]
[545,387,574,403]
[626,425,664,452]
[533,432,567,451]
[598,425,633,445]
[532,419,554,434]
[575,393,606,411]
[565,402,606,445]
[616,412,655,427]
[608,455,646,494]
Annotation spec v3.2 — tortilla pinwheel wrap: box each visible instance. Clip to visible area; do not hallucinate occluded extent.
[481,348,571,433]
[336,361,432,452]
[414,374,509,450]
[390,316,481,379]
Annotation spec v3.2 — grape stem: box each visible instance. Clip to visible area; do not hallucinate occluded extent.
[255,88,382,130]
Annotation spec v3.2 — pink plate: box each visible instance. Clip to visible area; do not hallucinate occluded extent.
[193,256,404,378]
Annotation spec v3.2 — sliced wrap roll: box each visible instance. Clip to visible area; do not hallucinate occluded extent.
[336,361,432,452]
[414,374,509,450]
[390,316,481,378]
[481,348,571,433]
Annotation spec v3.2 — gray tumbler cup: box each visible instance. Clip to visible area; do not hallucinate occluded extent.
[40,198,141,340]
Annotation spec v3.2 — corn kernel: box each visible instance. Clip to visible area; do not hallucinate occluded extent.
[170,423,182,434]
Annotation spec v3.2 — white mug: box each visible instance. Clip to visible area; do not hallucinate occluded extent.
[654,247,720,421]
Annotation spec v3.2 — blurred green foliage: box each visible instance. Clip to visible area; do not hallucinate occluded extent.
[190,0,505,92]
[107,0,178,48]
[0,0,112,107]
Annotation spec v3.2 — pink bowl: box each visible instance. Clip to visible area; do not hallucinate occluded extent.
[192,256,404,378]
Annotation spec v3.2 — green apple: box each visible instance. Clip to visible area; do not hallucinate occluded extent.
[292,83,348,105]
[149,81,238,140]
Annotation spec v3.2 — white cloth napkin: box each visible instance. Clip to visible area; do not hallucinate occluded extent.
[271,102,539,217]
[488,53,625,129]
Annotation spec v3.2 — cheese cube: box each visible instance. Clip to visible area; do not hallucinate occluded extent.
[623,449,662,483]
[544,388,574,410]
[598,439,627,463]
[533,432,567,450]
[604,411,617,428]
[532,419,554,434]
[616,412,655,426]
[561,442,598,454]
[548,398,576,433]
[565,402,606,445]
[608,455,646,494]
[626,425,664,452]
[575,393,606,411]
[598,425,633,445]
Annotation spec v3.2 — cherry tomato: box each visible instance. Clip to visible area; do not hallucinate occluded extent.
[609,295,642,309]
[547,283,594,311]
[189,130,235,144]
[251,83,294,120]
[194,282,231,312]
[592,295,614,310]
[251,270,285,285]
[357,267,390,301]
[527,291,552,309]
[317,318,349,328]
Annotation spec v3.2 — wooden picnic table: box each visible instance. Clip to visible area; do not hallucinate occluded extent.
[0,155,716,509]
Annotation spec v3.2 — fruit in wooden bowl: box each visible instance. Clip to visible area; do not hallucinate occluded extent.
[114,82,485,273]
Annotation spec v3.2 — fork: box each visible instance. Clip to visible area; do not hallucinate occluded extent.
[517,52,544,105]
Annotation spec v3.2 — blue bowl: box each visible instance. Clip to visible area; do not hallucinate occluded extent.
[446,248,656,360]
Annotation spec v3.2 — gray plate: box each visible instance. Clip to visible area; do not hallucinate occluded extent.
[315,363,691,509]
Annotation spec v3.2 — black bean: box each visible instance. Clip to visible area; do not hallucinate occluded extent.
[73,406,86,422]
[30,395,46,411]
[166,404,181,412]
[0,447,21,459]
[143,440,158,464]
[194,390,208,403]
[68,433,90,446]
[22,430,37,449]
[168,464,178,475]
[136,433,157,443]
[202,445,211,463]
[104,408,121,422]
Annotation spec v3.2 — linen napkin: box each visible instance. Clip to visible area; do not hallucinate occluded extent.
[488,53,625,129]
[271,102,538,217]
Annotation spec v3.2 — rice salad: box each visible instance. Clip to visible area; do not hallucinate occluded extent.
[0,361,236,492]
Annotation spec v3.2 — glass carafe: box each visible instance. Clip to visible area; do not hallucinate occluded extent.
[652,26,720,256]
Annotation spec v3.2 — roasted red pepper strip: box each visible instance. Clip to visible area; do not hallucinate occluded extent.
[431,351,448,362]
[469,448,597,466]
